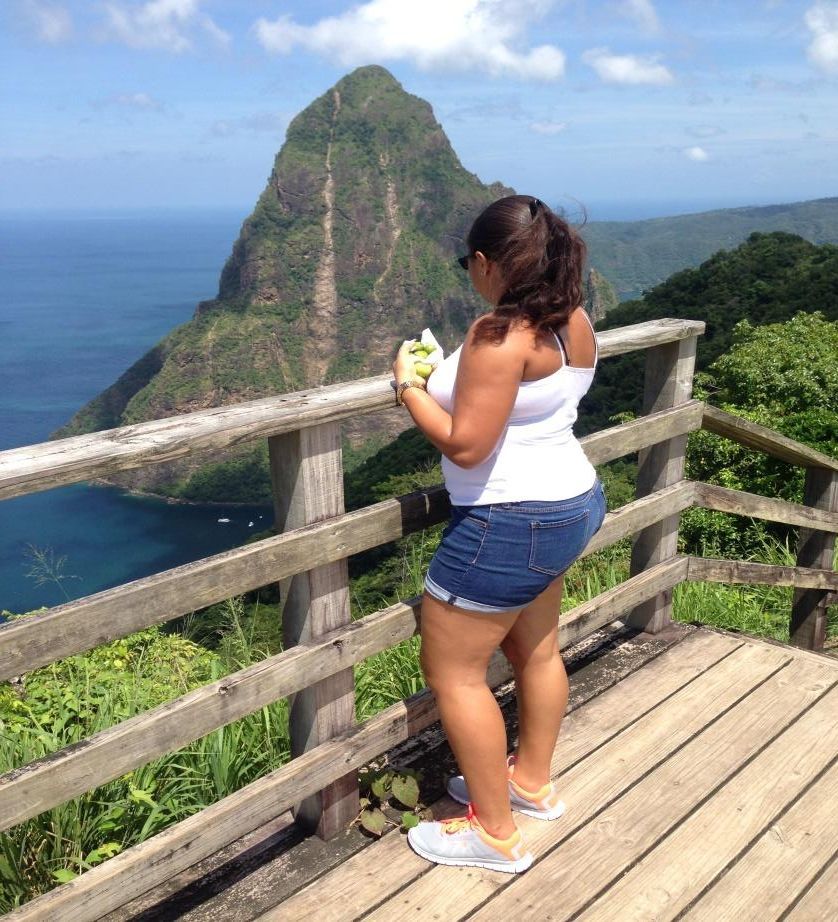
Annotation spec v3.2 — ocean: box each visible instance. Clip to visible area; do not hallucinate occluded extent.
[0,209,273,615]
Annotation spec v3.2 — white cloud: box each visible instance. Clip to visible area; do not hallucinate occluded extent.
[686,124,724,138]
[102,92,165,110]
[25,1,72,43]
[530,120,567,134]
[210,112,287,138]
[617,0,660,34]
[805,2,838,74]
[582,47,673,84]
[684,146,709,161]
[102,0,231,53]
[253,0,566,81]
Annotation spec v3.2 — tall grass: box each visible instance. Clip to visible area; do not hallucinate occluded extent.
[674,534,838,642]
[0,597,290,911]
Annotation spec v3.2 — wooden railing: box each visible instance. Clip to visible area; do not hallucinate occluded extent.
[1,318,836,921]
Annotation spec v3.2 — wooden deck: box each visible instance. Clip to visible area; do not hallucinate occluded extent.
[254,627,838,922]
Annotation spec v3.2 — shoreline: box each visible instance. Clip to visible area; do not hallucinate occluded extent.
[88,477,273,510]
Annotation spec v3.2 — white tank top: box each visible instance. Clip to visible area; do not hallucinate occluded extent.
[426,311,599,506]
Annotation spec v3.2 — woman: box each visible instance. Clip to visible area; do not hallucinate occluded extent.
[391,195,606,873]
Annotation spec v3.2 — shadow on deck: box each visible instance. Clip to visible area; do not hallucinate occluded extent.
[107,624,838,922]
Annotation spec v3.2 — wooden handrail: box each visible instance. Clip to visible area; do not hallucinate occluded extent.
[693,482,838,534]
[0,405,703,679]
[0,318,706,502]
[701,405,838,473]
[6,309,838,915]
[3,557,690,922]
[687,557,838,591]
[0,484,697,830]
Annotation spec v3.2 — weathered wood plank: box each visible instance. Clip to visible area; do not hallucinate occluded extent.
[268,422,357,838]
[594,317,706,356]
[263,630,743,922]
[468,656,838,922]
[791,467,838,651]
[0,558,688,830]
[628,334,698,632]
[702,404,838,472]
[693,480,838,533]
[0,319,706,501]
[581,400,704,467]
[783,854,838,921]
[687,556,838,591]
[575,684,838,921]
[0,473,692,680]
[0,486,450,681]
[357,641,792,922]
[682,758,838,920]
[561,557,689,646]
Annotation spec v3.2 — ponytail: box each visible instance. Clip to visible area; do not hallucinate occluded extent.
[467,195,587,346]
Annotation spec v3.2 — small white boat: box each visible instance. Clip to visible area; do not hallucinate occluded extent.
[248,521,254,527]
[217,517,231,523]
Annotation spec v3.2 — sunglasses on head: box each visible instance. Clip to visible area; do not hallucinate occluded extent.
[457,254,471,270]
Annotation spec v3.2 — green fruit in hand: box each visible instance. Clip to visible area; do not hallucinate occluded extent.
[414,362,433,379]
[413,349,429,359]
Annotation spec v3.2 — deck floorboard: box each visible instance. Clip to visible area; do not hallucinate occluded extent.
[119,629,838,922]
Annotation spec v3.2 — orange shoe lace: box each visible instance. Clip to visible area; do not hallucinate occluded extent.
[441,803,476,835]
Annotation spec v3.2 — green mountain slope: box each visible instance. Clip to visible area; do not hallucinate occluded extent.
[52,66,511,498]
[583,197,838,300]
[581,231,838,434]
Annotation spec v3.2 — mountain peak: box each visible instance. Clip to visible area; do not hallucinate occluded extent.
[53,69,512,500]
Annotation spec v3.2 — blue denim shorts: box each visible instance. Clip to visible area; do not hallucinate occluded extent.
[424,478,607,614]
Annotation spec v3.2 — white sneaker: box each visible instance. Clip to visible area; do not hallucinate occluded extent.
[446,755,566,821]
[407,804,533,874]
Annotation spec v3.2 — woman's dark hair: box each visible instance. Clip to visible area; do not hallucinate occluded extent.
[466,195,586,345]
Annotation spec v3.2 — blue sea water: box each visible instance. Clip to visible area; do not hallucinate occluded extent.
[0,209,274,615]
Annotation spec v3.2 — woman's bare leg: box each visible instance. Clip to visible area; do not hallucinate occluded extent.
[419,592,519,839]
[500,576,567,793]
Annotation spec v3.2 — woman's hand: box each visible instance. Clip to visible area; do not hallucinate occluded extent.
[393,340,425,385]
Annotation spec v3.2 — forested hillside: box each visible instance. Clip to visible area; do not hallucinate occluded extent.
[583,197,838,300]
[581,231,838,435]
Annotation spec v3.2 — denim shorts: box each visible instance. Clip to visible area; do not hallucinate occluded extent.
[424,478,607,614]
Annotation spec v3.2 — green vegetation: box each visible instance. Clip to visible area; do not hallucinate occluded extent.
[583,197,838,300]
[584,232,838,435]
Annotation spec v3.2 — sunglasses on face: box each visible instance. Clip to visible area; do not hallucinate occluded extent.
[457,254,471,270]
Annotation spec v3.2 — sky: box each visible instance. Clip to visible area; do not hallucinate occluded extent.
[2,0,838,220]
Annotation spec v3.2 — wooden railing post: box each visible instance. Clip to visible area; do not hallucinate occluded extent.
[790,466,838,651]
[627,335,698,633]
[267,421,359,839]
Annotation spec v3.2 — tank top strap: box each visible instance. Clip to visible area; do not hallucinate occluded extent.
[552,310,599,368]
[552,329,569,365]
[580,308,599,366]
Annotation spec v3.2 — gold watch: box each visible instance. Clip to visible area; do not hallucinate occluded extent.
[395,379,425,406]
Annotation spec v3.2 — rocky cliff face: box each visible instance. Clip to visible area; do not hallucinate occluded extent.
[52,66,511,499]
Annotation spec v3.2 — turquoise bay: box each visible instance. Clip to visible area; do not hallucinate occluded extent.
[0,209,272,615]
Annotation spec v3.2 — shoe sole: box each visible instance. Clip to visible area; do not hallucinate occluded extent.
[446,778,567,821]
[407,834,534,874]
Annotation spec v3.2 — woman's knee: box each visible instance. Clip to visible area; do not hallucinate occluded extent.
[502,633,561,672]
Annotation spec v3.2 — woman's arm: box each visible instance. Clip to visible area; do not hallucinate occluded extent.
[393,324,525,469]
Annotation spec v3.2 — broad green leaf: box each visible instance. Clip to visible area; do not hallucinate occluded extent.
[370,775,391,801]
[52,869,78,883]
[85,842,122,865]
[391,774,420,809]
[359,807,387,836]
[401,812,420,830]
